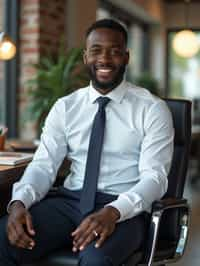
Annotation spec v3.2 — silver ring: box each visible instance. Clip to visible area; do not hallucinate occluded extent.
[93,230,98,237]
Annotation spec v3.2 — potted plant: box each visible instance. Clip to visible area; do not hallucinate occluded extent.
[26,47,89,134]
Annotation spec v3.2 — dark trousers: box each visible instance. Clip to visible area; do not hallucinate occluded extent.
[0,187,146,266]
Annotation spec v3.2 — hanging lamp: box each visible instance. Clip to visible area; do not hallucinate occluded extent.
[0,32,16,60]
[172,0,199,58]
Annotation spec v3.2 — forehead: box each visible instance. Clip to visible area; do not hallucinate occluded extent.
[86,28,126,48]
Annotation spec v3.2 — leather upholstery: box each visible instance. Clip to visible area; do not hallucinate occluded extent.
[159,99,191,242]
[22,99,191,266]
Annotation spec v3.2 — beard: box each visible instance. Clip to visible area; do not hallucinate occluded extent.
[86,64,126,91]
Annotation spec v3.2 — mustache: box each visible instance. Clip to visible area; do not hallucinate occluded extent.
[93,64,116,70]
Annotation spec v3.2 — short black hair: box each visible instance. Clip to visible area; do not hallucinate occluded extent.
[86,19,128,46]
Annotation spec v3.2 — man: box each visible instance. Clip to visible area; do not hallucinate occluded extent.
[0,19,174,266]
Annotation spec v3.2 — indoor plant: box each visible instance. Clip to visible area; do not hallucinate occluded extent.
[26,47,89,134]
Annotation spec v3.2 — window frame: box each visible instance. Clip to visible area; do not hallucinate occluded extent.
[4,0,20,138]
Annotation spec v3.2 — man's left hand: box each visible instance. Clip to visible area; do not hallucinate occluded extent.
[71,206,120,251]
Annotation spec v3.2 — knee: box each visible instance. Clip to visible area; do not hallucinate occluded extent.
[79,252,113,266]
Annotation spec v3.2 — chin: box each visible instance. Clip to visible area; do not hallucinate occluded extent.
[92,79,120,91]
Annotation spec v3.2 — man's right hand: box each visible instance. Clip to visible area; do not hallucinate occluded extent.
[6,201,35,249]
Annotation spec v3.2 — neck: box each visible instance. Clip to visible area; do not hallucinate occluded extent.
[92,79,124,95]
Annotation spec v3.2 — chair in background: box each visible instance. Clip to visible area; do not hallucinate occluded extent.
[18,99,191,266]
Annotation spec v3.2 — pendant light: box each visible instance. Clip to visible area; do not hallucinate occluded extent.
[0,32,16,60]
[172,0,199,58]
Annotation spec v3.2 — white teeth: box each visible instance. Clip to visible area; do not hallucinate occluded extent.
[98,69,112,73]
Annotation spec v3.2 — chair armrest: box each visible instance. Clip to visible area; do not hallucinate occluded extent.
[141,197,190,266]
[152,198,188,212]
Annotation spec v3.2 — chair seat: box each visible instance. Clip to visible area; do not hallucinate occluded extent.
[154,240,176,262]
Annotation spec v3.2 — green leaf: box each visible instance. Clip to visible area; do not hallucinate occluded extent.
[25,45,89,133]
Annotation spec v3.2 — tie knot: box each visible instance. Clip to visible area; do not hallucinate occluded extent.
[97,97,110,110]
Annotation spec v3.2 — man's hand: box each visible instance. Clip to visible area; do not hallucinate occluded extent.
[6,201,35,249]
[72,206,120,251]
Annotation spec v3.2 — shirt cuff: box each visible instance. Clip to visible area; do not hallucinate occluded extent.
[7,184,36,213]
[106,192,143,222]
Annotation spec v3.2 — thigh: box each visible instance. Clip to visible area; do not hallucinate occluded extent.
[0,197,76,265]
[79,214,146,266]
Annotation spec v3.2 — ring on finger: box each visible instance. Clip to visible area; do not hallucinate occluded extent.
[93,230,98,237]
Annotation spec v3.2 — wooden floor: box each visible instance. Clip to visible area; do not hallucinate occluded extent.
[170,171,200,266]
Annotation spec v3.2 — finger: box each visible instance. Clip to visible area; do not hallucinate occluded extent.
[72,221,90,241]
[71,221,88,237]
[95,231,108,248]
[73,225,94,250]
[72,215,96,237]
[72,219,98,244]
[79,231,97,251]
[15,222,34,249]
[74,223,102,251]
[25,213,35,236]
[8,222,33,249]
[16,237,34,250]
[7,223,18,246]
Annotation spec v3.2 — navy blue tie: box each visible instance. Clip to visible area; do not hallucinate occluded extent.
[80,97,110,216]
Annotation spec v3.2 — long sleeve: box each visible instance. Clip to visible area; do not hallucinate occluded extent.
[9,99,68,209]
[108,101,174,222]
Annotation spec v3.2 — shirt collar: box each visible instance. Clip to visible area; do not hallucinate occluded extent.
[88,79,127,104]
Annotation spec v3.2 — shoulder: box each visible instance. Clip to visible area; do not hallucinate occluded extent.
[125,81,169,112]
[58,85,89,104]
[54,85,90,111]
[124,81,173,125]
[125,81,161,105]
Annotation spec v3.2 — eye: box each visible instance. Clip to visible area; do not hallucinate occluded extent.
[110,48,124,56]
[88,48,102,55]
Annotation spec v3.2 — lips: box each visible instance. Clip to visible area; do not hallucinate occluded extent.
[95,65,115,78]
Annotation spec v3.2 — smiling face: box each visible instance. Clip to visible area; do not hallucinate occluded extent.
[83,28,129,94]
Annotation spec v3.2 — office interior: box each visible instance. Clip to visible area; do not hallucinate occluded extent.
[0,0,200,265]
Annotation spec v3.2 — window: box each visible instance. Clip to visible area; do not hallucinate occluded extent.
[167,30,200,123]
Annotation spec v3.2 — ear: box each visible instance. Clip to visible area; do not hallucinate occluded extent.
[83,49,87,65]
[125,50,130,65]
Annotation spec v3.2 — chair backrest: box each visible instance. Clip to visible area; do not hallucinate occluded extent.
[165,99,191,198]
[159,99,191,242]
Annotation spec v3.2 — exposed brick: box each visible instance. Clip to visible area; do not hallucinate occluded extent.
[18,0,66,137]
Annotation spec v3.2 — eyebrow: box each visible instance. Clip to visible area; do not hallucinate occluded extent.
[88,44,123,49]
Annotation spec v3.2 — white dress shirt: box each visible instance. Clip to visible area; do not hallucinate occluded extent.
[10,80,174,222]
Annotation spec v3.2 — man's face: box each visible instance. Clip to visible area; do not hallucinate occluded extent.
[83,28,129,93]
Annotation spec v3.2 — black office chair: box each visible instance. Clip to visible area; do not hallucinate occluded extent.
[21,99,191,266]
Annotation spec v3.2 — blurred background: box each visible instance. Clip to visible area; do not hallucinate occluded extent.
[0,1,200,265]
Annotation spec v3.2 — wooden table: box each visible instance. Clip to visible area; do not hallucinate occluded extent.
[0,157,71,216]
[0,163,28,216]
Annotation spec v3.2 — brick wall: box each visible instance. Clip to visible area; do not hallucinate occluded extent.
[19,0,66,139]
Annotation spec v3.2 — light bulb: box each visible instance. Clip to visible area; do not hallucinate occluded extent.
[0,32,16,60]
[172,30,199,58]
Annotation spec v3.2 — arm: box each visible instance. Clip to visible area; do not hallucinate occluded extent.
[8,99,68,210]
[108,100,174,221]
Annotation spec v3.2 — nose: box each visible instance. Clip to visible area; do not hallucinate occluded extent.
[98,49,112,63]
